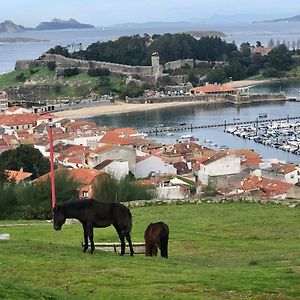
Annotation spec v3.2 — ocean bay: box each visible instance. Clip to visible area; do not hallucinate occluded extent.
[87,97,300,163]
[2,22,300,162]
[2,21,300,73]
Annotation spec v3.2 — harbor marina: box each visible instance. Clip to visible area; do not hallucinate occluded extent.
[225,120,300,155]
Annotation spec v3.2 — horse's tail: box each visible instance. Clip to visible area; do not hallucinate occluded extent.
[127,209,133,233]
[160,224,169,258]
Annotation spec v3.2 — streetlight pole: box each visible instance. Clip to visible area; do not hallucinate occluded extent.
[48,118,56,208]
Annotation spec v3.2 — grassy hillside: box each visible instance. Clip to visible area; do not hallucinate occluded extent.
[0,67,124,99]
[0,203,299,299]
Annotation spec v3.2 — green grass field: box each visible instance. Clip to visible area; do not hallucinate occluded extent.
[0,67,124,100]
[0,203,299,299]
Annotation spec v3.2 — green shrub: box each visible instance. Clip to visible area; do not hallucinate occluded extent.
[87,68,110,77]
[15,73,26,82]
[93,174,156,203]
[63,68,80,77]
[47,61,56,71]
[0,170,81,220]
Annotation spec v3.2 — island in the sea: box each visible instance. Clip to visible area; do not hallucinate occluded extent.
[35,18,95,31]
[0,37,49,43]
[254,14,300,23]
[0,18,95,33]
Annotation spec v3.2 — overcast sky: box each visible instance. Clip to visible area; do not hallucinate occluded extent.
[2,0,300,27]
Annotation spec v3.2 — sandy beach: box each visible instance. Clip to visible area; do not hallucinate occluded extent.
[54,79,268,119]
[54,100,204,119]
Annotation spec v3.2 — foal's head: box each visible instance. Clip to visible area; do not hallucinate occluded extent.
[52,205,66,231]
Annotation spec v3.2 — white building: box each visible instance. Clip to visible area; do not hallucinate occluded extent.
[88,145,136,173]
[0,90,8,114]
[196,153,241,185]
[134,155,177,179]
[95,160,130,180]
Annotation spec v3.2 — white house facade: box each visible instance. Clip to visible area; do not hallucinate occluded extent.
[197,154,241,185]
[134,155,177,179]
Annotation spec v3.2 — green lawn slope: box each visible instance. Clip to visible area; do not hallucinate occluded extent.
[0,67,123,100]
[0,203,299,299]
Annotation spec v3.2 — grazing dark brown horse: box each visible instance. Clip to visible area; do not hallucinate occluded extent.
[53,199,134,256]
[144,222,169,258]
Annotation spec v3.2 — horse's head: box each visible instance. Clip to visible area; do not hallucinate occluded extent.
[52,204,66,231]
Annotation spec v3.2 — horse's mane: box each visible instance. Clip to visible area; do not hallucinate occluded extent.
[59,199,95,210]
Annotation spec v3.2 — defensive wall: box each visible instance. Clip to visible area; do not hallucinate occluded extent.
[15,54,225,80]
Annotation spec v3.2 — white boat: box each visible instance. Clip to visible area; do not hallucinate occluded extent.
[181,134,192,139]
[258,113,268,118]
[166,132,174,136]
[204,139,213,143]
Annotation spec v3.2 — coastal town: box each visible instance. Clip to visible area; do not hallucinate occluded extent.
[1,86,300,203]
[2,1,300,298]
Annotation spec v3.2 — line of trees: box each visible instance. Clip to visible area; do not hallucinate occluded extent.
[206,43,293,83]
[47,33,237,66]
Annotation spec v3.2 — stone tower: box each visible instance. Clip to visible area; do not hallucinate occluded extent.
[151,52,162,78]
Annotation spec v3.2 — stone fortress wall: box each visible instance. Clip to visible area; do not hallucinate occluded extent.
[15,54,224,80]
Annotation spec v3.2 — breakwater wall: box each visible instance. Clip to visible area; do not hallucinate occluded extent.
[226,92,286,104]
[126,92,287,105]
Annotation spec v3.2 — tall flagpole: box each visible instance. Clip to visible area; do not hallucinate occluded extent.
[48,117,56,208]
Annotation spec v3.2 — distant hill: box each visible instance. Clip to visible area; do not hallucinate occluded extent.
[0,20,31,33]
[35,18,95,30]
[254,14,300,23]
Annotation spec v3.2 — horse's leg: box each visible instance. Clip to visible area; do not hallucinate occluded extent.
[82,222,89,253]
[124,232,134,257]
[145,241,151,256]
[87,224,95,254]
[152,245,158,257]
[114,225,126,256]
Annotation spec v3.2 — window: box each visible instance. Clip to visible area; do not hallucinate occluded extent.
[83,191,89,198]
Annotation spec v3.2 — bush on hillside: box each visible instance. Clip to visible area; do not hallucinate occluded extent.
[63,68,80,77]
[47,61,56,71]
[15,72,26,82]
[87,68,110,77]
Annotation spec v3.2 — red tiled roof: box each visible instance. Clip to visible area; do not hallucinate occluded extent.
[69,168,102,185]
[112,128,137,135]
[281,165,297,175]
[94,159,113,170]
[93,144,115,153]
[0,114,37,127]
[241,175,294,197]
[241,156,263,166]
[193,156,209,170]
[33,168,102,186]
[201,151,231,165]
[6,169,32,182]
[66,157,83,164]
[191,84,237,94]
[63,145,91,156]
[253,46,272,54]
[100,131,133,145]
